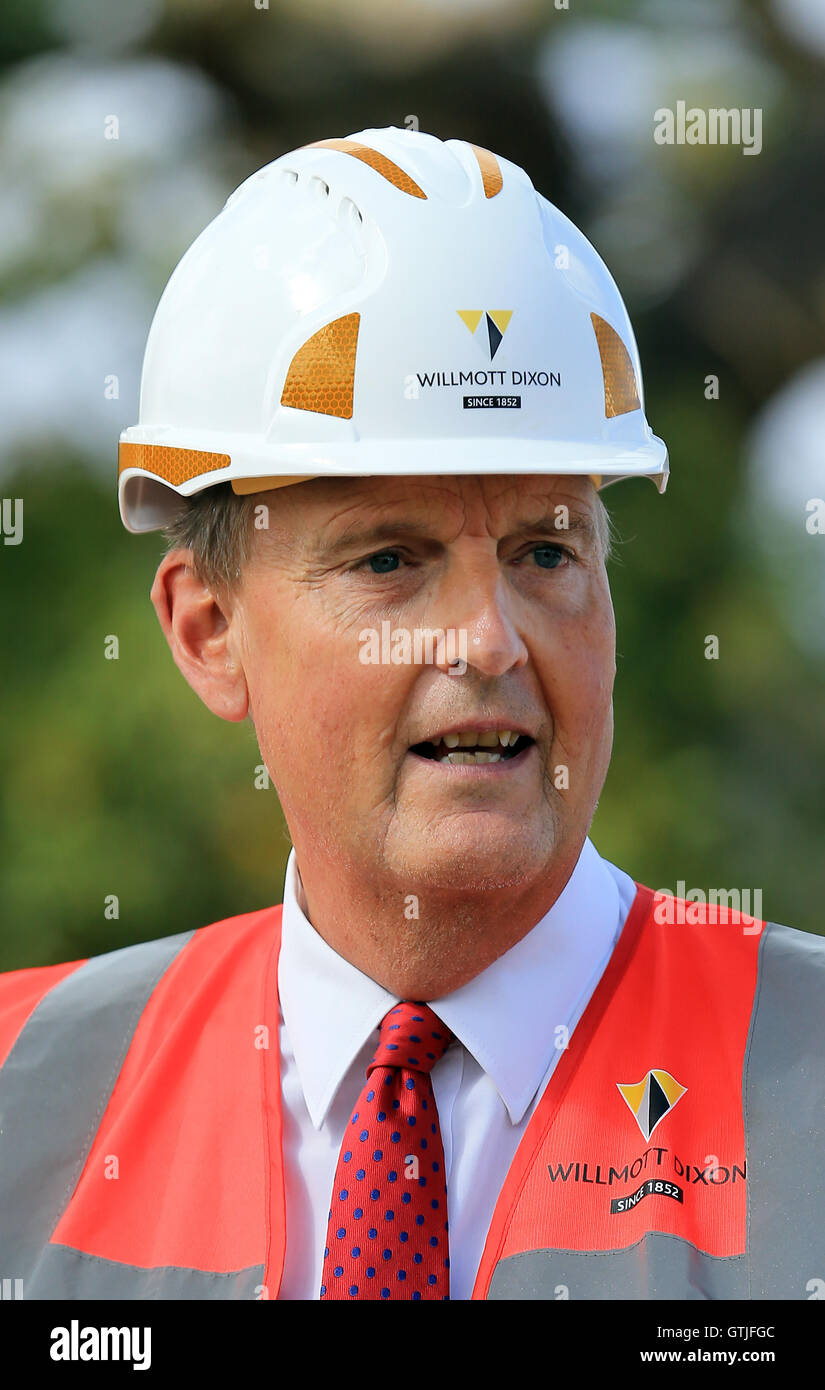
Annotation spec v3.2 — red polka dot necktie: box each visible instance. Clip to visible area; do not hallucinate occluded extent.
[320,1001,453,1300]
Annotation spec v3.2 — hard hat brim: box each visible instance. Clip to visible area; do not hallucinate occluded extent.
[118,432,669,533]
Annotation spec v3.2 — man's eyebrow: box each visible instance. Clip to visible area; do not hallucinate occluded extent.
[507,512,598,543]
[318,520,439,557]
[315,510,597,557]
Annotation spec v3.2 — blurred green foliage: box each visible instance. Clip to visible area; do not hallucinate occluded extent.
[0,457,292,969]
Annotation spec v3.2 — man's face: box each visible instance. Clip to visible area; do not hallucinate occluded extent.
[232,473,616,896]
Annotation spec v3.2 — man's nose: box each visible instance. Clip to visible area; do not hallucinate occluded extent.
[427,553,529,679]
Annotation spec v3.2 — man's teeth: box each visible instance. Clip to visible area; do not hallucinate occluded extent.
[430,730,521,764]
[442,730,518,748]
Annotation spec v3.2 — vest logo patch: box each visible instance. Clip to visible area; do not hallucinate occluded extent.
[617,1068,687,1141]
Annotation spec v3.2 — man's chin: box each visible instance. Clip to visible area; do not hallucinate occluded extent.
[386,819,561,895]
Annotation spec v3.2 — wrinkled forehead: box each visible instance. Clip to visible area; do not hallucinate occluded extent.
[248,473,606,549]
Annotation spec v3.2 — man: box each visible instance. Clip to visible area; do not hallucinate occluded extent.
[0,127,822,1301]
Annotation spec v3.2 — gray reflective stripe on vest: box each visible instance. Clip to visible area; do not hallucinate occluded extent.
[746,919,825,1300]
[28,1245,264,1300]
[487,1232,746,1299]
[488,919,825,1300]
[0,931,194,1296]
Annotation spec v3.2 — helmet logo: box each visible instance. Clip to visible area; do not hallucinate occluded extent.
[457,309,513,361]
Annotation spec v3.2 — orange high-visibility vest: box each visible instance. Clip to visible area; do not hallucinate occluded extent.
[0,883,822,1299]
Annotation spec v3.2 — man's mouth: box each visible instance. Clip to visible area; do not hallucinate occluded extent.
[409,729,535,766]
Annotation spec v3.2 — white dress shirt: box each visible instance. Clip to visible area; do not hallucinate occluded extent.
[276,836,638,1299]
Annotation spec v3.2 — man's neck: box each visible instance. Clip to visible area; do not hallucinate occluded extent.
[291,843,584,998]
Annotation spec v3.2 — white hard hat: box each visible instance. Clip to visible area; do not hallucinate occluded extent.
[118,125,668,533]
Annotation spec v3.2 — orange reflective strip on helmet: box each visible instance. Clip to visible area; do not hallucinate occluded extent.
[118,442,231,486]
[304,138,427,199]
[468,143,503,198]
[590,313,642,418]
[280,312,361,418]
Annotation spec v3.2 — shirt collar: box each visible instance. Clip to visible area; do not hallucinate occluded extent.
[278,838,625,1129]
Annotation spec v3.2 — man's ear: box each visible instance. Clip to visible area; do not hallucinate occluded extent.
[150,549,249,723]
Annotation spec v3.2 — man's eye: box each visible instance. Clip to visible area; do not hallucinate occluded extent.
[528,543,569,569]
[360,550,403,574]
[354,544,570,574]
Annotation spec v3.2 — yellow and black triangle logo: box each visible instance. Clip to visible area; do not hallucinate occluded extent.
[457,309,513,361]
[617,1069,687,1141]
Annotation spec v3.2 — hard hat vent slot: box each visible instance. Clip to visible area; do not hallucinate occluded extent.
[309,176,330,198]
[339,196,363,225]
[280,168,299,186]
